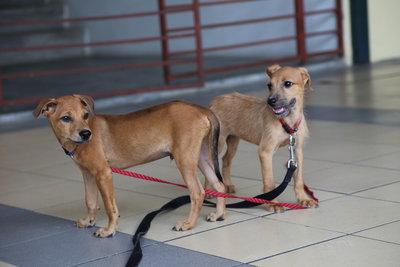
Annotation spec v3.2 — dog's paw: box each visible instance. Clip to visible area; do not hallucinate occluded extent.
[75,217,95,228]
[299,198,319,208]
[172,220,194,231]
[206,212,224,222]
[225,184,237,193]
[266,203,285,213]
[93,227,116,238]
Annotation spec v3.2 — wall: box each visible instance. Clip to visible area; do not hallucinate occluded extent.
[367,0,400,62]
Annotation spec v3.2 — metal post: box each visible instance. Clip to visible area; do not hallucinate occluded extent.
[158,0,171,84]
[336,0,344,57]
[193,0,205,86]
[295,0,307,64]
[0,76,4,107]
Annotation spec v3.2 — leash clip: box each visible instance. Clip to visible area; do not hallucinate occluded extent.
[287,134,298,168]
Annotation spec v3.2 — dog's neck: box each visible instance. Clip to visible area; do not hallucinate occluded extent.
[279,107,303,134]
[61,141,79,158]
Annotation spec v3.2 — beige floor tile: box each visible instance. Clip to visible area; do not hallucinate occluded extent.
[0,261,18,267]
[30,161,82,181]
[35,198,88,222]
[0,180,84,210]
[36,189,172,225]
[308,120,400,146]
[116,206,257,241]
[304,137,398,163]
[167,217,340,263]
[225,185,341,217]
[0,171,62,195]
[356,151,400,171]
[0,147,66,172]
[0,168,14,180]
[355,220,400,244]
[0,127,54,147]
[355,181,400,202]
[253,235,400,267]
[270,196,400,234]
[305,164,400,194]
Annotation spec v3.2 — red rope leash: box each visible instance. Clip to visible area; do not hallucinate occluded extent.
[111,168,317,210]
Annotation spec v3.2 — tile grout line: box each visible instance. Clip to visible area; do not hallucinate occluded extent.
[245,234,349,265]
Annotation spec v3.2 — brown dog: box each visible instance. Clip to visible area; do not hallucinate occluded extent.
[208,64,318,212]
[34,95,225,237]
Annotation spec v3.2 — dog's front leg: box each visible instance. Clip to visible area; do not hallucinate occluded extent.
[76,167,98,228]
[258,145,285,213]
[293,145,318,208]
[93,167,119,238]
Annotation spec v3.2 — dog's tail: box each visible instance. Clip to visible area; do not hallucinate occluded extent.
[207,111,224,183]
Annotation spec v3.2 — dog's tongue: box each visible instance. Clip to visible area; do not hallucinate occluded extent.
[274,107,285,114]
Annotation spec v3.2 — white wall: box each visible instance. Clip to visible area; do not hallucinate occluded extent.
[367,0,400,63]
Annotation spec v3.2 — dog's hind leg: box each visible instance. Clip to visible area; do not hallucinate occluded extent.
[198,142,226,222]
[173,152,205,231]
[222,135,240,193]
[76,167,99,228]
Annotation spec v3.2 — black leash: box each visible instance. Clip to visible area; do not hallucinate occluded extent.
[125,164,296,267]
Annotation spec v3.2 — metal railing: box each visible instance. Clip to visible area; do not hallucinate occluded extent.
[0,0,343,108]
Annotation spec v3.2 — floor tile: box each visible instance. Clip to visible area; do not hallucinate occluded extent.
[36,189,172,224]
[0,225,134,267]
[229,185,342,217]
[117,204,257,242]
[304,164,400,194]
[253,235,400,267]
[355,220,400,244]
[0,204,73,249]
[167,217,340,263]
[30,161,83,182]
[0,180,84,211]
[0,171,62,195]
[308,120,400,146]
[303,137,398,163]
[0,262,18,267]
[355,151,400,171]
[270,196,400,234]
[355,181,400,202]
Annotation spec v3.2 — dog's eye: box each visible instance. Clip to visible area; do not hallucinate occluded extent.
[61,116,72,123]
[284,81,294,88]
[83,113,89,120]
[267,83,272,90]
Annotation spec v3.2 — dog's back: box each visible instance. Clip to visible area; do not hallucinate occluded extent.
[210,93,271,145]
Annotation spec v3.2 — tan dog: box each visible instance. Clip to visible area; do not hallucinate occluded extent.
[34,95,225,237]
[208,64,318,212]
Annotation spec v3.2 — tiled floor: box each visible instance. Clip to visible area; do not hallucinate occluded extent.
[1,60,400,266]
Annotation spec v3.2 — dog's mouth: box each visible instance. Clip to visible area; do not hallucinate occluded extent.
[271,98,296,118]
[69,137,92,145]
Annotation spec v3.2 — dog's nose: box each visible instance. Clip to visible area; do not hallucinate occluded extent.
[268,97,277,107]
[79,130,92,141]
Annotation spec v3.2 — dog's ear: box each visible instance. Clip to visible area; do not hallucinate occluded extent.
[266,64,281,77]
[74,94,95,116]
[33,98,58,118]
[299,67,314,91]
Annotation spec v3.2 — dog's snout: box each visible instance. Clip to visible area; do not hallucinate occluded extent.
[268,97,277,107]
[79,130,92,141]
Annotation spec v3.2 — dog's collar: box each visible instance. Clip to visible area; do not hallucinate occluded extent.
[279,117,302,134]
[62,146,78,158]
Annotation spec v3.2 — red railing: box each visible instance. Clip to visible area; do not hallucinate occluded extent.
[0,0,343,108]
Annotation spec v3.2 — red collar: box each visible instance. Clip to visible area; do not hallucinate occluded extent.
[279,117,302,134]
